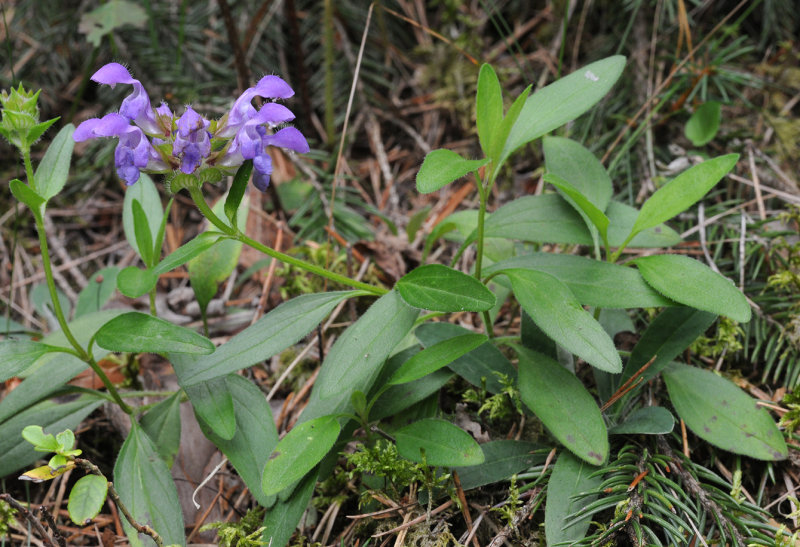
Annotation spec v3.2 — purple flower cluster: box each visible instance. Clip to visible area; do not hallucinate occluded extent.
[74,63,309,191]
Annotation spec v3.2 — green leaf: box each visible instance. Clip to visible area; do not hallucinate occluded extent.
[35,124,75,201]
[606,201,682,248]
[68,475,108,525]
[609,406,675,435]
[685,101,721,146]
[544,173,610,245]
[483,253,671,309]
[78,0,148,47]
[543,137,612,213]
[500,56,625,166]
[36,310,125,369]
[634,254,751,322]
[415,322,516,394]
[94,311,215,354]
[114,424,185,546]
[123,174,163,261]
[262,468,317,547]
[301,291,419,421]
[21,425,61,452]
[262,416,340,496]
[476,64,504,157]
[371,367,452,421]
[187,195,248,315]
[664,363,787,460]
[74,267,120,318]
[184,376,236,440]
[152,232,223,275]
[516,346,608,465]
[177,291,356,386]
[456,440,546,491]
[631,154,739,237]
[416,149,488,194]
[485,194,590,245]
[0,353,87,423]
[131,199,154,267]
[0,340,64,383]
[395,418,484,467]
[545,451,603,546]
[197,374,278,507]
[489,85,531,165]
[504,269,621,373]
[0,395,103,478]
[225,160,253,225]
[9,179,45,213]
[396,264,495,312]
[116,266,159,299]
[619,307,717,389]
[388,333,487,385]
[140,392,182,468]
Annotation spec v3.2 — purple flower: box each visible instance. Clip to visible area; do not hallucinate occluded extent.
[173,106,210,174]
[74,113,167,185]
[74,63,309,190]
[91,63,164,136]
[219,104,309,191]
[217,75,295,138]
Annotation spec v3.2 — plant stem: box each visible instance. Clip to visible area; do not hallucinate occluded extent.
[474,174,489,281]
[24,151,132,415]
[187,185,388,296]
[474,170,493,337]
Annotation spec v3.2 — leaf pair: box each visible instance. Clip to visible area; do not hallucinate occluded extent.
[417,56,626,195]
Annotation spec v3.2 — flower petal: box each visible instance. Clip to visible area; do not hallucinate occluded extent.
[91,63,137,87]
[253,103,295,126]
[74,113,131,141]
[264,127,309,153]
[253,75,294,99]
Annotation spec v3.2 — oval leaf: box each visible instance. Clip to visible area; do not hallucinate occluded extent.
[501,56,625,165]
[35,124,75,201]
[609,406,675,435]
[68,474,108,525]
[184,376,236,440]
[262,416,340,496]
[395,418,484,467]
[456,440,546,491]
[416,149,488,194]
[396,264,495,312]
[544,173,610,243]
[116,266,159,298]
[634,254,751,322]
[516,346,608,465]
[505,269,621,373]
[95,311,215,354]
[0,340,63,383]
[415,322,516,394]
[302,291,419,421]
[631,154,738,237]
[476,64,504,157]
[483,253,671,309]
[663,363,787,460]
[543,136,612,212]
[177,291,357,386]
[685,101,721,146]
[388,333,487,385]
[114,424,185,546]
[545,451,603,546]
[122,173,163,261]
